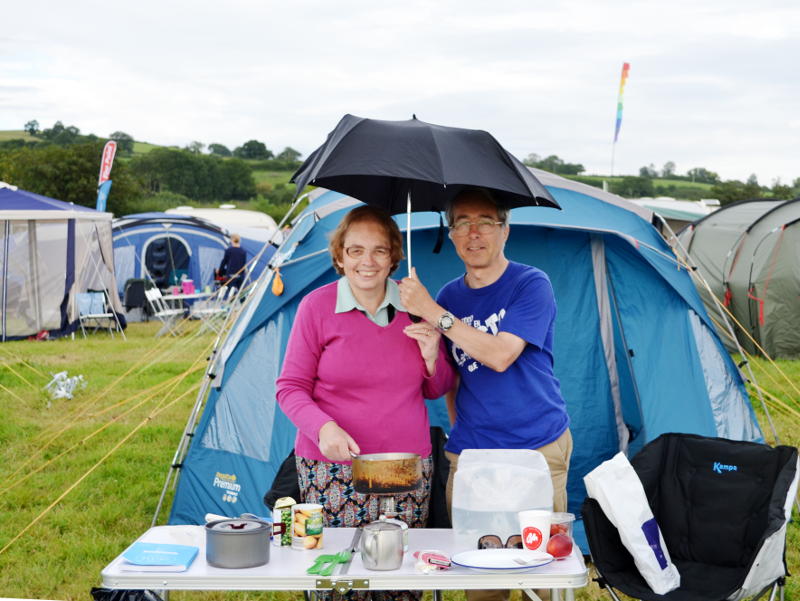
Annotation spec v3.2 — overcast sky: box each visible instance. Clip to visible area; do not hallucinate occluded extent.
[2,1,799,185]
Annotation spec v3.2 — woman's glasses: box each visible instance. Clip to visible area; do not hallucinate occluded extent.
[344,246,391,260]
[449,219,504,237]
[477,534,523,549]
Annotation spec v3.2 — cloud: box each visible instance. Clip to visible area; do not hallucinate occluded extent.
[1,0,799,184]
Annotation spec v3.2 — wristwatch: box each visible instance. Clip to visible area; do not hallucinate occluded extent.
[437,311,456,332]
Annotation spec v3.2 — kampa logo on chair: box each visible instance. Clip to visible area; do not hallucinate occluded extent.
[712,461,738,474]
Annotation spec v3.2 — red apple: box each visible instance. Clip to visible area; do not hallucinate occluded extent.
[550,523,569,537]
[546,533,573,559]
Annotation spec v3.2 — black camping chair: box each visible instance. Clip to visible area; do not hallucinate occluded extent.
[583,433,798,601]
[123,278,147,312]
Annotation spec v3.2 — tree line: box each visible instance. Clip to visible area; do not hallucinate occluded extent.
[523,151,799,205]
[5,121,799,215]
[0,121,304,219]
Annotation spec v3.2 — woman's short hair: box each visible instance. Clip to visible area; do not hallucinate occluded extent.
[329,205,404,275]
[446,187,509,226]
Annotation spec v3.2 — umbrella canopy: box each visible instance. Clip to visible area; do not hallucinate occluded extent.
[291,114,560,213]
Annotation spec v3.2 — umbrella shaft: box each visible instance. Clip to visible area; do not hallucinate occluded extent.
[406,193,412,272]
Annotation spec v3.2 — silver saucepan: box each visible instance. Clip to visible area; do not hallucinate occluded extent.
[350,452,422,494]
[205,518,270,568]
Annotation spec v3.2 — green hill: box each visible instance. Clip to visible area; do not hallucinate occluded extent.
[0,130,38,142]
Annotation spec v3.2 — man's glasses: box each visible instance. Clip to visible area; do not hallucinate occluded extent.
[449,219,504,237]
[478,534,523,550]
[344,246,391,260]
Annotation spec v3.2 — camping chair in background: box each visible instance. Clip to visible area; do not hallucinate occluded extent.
[144,288,185,337]
[189,285,231,334]
[582,433,799,601]
[75,291,120,338]
[122,278,148,321]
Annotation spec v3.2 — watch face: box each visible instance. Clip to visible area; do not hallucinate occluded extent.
[439,312,454,330]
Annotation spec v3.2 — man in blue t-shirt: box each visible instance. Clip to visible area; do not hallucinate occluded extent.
[399,188,572,518]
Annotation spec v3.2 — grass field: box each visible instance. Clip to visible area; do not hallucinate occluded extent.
[0,129,38,142]
[132,140,169,154]
[0,322,798,600]
[574,174,715,193]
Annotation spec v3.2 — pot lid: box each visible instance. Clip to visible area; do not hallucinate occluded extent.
[207,519,265,532]
[365,521,402,531]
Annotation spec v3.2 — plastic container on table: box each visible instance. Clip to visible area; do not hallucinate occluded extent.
[451,449,553,551]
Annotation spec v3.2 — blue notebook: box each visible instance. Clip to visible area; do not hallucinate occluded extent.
[121,542,199,572]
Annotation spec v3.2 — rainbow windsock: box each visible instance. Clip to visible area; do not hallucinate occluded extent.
[613,62,630,143]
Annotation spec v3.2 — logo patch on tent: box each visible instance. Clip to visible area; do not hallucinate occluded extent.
[213,472,242,503]
[712,462,737,474]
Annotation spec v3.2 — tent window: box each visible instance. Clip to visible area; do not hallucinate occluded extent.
[198,247,225,289]
[115,246,136,289]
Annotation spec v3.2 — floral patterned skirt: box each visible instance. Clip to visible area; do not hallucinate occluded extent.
[296,455,433,601]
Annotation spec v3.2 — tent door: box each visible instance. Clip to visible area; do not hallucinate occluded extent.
[144,236,191,289]
[592,235,645,456]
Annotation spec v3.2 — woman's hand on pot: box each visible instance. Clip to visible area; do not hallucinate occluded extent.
[318,421,361,462]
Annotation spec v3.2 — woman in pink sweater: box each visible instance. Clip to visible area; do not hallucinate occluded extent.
[276,206,455,533]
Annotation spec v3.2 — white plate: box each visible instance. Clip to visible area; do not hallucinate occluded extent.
[451,549,554,573]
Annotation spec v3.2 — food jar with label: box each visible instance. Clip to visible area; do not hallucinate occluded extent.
[292,503,324,550]
[271,496,296,547]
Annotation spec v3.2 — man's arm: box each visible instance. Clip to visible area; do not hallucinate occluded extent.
[399,274,526,373]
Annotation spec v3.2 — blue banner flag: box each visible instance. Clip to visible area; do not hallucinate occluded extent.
[96,179,112,212]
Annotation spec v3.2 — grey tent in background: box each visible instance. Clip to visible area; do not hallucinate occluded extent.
[1,183,124,341]
[677,198,800,358]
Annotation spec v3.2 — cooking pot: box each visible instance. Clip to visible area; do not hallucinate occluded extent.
[205,518,270,568]
[351,452,422,494]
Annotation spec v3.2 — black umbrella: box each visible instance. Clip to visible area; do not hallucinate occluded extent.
[292,114,560,269]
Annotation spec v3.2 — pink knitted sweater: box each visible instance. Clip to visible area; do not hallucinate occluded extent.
[276,282,455,463]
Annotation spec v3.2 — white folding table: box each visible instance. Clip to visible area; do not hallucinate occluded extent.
[101,526,588,601]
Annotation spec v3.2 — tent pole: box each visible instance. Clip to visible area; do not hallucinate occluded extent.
[28,221,43,332]
[1,221,8,341]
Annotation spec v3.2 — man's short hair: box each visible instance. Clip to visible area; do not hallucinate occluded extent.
[446,187,509,226]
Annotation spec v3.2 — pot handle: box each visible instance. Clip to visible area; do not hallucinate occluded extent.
[362,531,378,567]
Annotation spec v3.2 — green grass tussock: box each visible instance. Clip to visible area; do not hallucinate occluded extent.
[0,322,798,601]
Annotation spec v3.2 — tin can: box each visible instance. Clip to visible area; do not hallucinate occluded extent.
[292,503,324,550]
[271,496,296,547]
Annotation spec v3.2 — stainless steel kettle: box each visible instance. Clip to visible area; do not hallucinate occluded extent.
[360,521,404,570]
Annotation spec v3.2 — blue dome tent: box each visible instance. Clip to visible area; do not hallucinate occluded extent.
[112,213,276,295]
[162,170,762,549]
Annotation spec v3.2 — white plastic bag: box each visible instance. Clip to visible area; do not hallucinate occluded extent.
[452,449,552,546]
[584,452,680,594]
[44,371,86,400]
